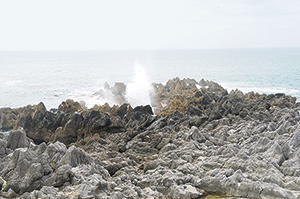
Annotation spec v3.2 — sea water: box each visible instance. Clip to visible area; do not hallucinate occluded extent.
[0,48,299,109]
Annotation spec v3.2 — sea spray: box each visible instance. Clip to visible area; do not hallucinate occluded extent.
[67,86,118,108]
[126,63,154,108]
[68,64,155,109]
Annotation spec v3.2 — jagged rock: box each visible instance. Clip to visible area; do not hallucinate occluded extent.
[196,176,225,193]
[45,141,67,170]
[1,78,300,198]
[290,125,300,150]
[58,146,93,167]
[110,116,125,130]
[27,109,55,144]
[90,113,111,131]
[35,142,47,154]
[52,113,82,145]
[19,190,48,199]
[0,177,6,192]
[1,148,44,194]
[124,105,155,131]
[168,185,203,199]
[6,128,30,150]
[0,108,16,131]
[115,103,133,119]
[260,183,295,199]
[14,106,35,130]
[263,142,285,166]
[277,124,289,135]
[40,186,59,196]
[186,104,203,116]
[58,99,83,113]
[189,126,206,143]
[160,143,177,153]
[0,139,7,155]
[110,191,125,199]
[44,165,73,187]
[0,188,19,198]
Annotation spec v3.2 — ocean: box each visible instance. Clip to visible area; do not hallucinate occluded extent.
[0,48,299,109]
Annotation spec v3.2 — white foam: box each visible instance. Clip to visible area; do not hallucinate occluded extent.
[222,82,300,101]
[0,131,9,136]
[125,63,154,108]
[67,87,118,108]
[4,80,22,87]
[69,63,155,108]
[238,87,299,95]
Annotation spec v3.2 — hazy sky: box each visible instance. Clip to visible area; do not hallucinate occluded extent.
[1,0,300,50]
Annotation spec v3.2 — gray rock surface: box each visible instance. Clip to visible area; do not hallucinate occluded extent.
[0,139,7,156]
[0,78,300,198]
[6,128,30,150]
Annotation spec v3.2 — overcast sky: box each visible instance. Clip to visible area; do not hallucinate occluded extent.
[1,0,300,50]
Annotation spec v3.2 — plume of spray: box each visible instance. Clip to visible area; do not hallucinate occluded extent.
[67,85,118,109]
[126,63,154,108]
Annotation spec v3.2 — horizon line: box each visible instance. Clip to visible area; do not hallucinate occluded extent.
[1,46,300,52]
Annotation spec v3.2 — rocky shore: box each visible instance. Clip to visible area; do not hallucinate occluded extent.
[1,77,300,198]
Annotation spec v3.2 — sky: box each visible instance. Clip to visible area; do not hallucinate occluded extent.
[0,0,300,50]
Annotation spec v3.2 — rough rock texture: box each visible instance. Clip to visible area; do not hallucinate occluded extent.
[1,77,300,198]
[0,101,154,146]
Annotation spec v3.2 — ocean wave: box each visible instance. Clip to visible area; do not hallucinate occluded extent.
[67,88,116,108]
[222,83,300,101]
[4,80,22,87]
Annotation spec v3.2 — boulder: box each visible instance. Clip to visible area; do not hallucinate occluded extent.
[1,148,45,194]
[115,103,133,119]
[58,146,93,167]
[168,185,203,199]
[14,106,35,130]
[124,105,155,131]
[189,126,206,143]
[44,165,73,187]
[0,108,16,131]
[109,116,126,132]
[6,128,30,150]
[44,141,67,170]
[58,99,83,113]
[160,143,177,153]
[52,113,82,145]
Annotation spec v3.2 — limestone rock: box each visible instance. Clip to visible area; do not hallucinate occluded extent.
[168,185,203,199]
[1,78,300,198]
[189,126,206,143]
[58,146,93,167]
[6,128,30,150]
[45,141,67,169]
[1,148,44,194]
[0,108,16,131]
[0,139,7,155]
[53,113,82,145]
[44,165,73,187]
[58,99,83,113]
